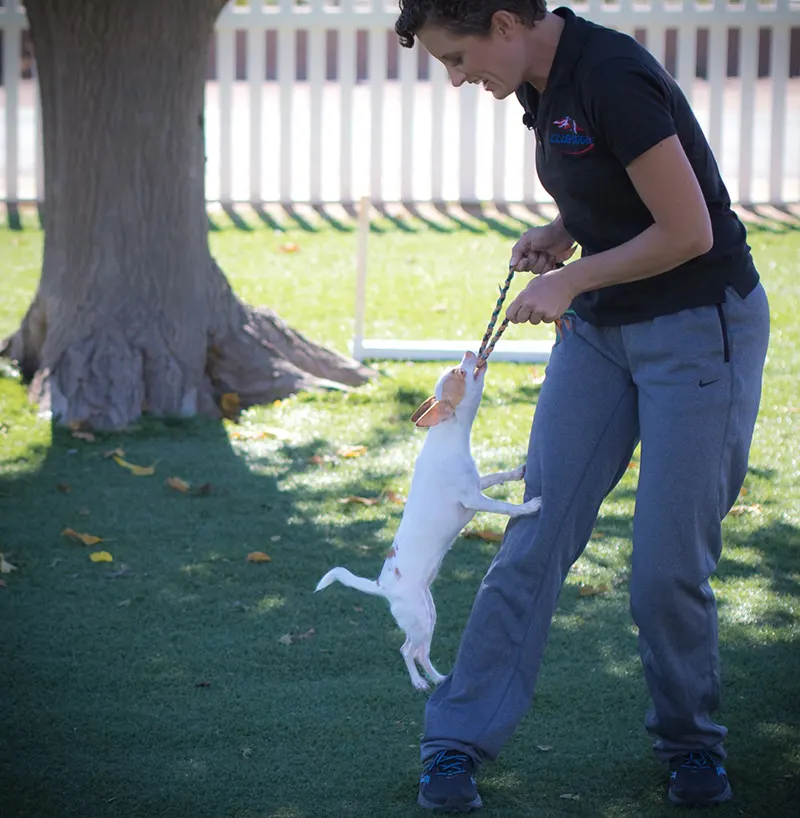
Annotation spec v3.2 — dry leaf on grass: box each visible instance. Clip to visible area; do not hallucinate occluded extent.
[166,476,191,493]
[0,554,18,574]
[104,447,125,459]
[578,584,611,597]
[729,503,763,516]
[278,628,315,645]
[62,528,105,546]
[113,455,155,476]
[381,490,405,504]
[56,483,72,494]
[246,551,272,563]
[279,241,300,253]
[71,431,96,442]
[336,445,368,458]
[89,551,113,563]
[463,529,503,543]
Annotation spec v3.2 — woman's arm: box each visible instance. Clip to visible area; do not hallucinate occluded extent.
[561,135,712,294]
[505,135,713,325]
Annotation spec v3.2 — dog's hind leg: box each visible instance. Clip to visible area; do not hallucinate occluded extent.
[400,637,430,691]
[416,590,446,685]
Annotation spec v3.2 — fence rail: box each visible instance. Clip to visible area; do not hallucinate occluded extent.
[1,0,799,206]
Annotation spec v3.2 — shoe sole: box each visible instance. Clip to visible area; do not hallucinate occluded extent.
[668,780,733,807]
[417,792,483,812]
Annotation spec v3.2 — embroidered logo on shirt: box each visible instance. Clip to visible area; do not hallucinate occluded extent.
[551,116,595,155]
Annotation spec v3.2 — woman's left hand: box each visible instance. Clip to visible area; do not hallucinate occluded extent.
[505,270,576,325]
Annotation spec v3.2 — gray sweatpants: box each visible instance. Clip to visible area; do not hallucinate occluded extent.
[422,282,770,765]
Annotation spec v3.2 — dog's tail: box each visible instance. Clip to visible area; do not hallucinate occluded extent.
[315,567,386,597]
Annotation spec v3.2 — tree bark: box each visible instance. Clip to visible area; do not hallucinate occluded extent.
[2,0,375,429]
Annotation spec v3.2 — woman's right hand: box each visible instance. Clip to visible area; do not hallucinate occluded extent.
[509,220,577,274]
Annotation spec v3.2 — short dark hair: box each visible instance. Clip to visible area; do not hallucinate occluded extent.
[395,0,548,49]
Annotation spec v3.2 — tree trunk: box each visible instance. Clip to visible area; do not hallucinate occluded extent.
[1,0,375,429]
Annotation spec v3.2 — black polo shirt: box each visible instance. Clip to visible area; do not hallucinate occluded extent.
[516,6,759,326]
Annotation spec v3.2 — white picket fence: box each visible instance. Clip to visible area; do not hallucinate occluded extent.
[1,0,799,206]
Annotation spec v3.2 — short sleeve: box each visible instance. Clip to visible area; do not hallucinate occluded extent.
[582,57,677,167]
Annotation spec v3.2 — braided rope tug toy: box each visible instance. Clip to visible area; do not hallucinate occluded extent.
[476,265,515,372]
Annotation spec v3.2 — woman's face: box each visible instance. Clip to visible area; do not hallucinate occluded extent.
[417,16,527,99]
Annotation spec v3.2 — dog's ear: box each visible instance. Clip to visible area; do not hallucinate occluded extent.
[413,399,455,428]
[410,395,436,424]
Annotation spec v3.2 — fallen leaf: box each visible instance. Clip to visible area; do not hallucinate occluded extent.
[626,461,637,470]
[536,745,553,752]
[336,445,368,458]
[220,392,240,419]
[279,241,300,253]
[104,447,125,458]
[340,495,379,506]
[277,628,315,645]
[738,486,748,497]
[729,503,763,516]
[246,551,272,563]
[381,490,405,504]
[61,528,105,546]
[72,431,96,442]
[578,584,611,597]
[113,455,155,476]
[270,535,281,542]
[0,554,18,574]
[463,529,503,543]
[56,483,72,494]
[259,427,292,441]
[166,476,191,493]
[559,793,580,801]
[89,551,113,563]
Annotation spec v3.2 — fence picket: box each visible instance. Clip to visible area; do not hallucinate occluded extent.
[769,3,790,204]
[1,1,798,206]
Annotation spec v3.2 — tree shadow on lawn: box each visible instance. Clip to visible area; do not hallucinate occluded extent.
[1,410,797,818]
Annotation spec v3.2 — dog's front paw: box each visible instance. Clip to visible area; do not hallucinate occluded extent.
[515,495,542,516]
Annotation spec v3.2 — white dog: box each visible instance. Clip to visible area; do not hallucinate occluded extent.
[315,351,542,690]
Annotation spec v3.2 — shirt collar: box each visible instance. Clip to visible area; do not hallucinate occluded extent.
[545,6,592,91]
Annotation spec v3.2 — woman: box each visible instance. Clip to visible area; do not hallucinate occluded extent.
[395,0,770,812]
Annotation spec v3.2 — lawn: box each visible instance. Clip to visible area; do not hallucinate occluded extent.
[0,204,798,818]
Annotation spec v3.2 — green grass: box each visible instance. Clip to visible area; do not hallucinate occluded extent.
[1,205,798,818]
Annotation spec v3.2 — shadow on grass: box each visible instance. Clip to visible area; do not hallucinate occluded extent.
[0,401,797,818]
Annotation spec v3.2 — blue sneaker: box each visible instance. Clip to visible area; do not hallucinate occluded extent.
[418,750,482,812]
[668,750,733,806]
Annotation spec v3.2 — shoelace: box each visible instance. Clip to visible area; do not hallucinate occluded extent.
[679,751,716,770]
[429,751,470,778]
